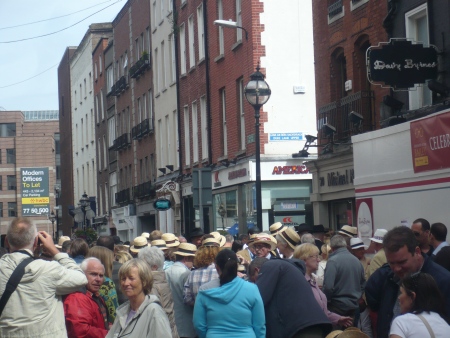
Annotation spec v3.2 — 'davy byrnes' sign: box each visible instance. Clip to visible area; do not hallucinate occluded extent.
[367,39,438,89]
[21,167,50,216]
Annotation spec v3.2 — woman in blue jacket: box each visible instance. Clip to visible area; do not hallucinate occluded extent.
[193,249,265,338]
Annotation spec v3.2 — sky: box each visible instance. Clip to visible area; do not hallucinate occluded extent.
[0,0,127,111]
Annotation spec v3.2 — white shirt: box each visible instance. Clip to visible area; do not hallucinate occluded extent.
[390,312,450,337]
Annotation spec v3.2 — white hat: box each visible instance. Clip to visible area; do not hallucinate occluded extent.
[55,236,71,249]
[130,236,150,253]
[370,229,388,244]
[338,225,358,238]
[350,238,368,250]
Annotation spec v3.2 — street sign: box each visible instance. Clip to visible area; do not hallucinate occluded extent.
[154,198,171,211]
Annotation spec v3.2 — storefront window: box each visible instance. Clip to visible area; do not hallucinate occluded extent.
[330,199,355,231]
[213,190,237,232]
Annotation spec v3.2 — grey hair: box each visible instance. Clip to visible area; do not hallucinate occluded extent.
[301,233,315,244]
[138,246,165,271]
[330,235,347,250]
[7,217,37,250]
[225,234,234,243]
[80,257,105,273]
[276,233,288,247]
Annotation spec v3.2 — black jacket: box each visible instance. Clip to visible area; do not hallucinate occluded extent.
[366,254,450,338]
[256,258,331,338]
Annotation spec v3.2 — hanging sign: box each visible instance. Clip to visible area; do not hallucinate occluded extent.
[367,39,438,89]
[154,198,171,211]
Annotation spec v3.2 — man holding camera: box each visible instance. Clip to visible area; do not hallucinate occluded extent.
[0,217,88,337]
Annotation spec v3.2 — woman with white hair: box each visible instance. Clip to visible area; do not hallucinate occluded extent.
[138,246,179,338]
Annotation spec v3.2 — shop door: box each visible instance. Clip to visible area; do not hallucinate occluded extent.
[330,199,355,231]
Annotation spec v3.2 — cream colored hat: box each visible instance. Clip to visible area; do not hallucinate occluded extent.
[248,234,277,251]
[161,233,180,247]
[130,236,150,253]
[370,229,388,244]
[338,225,358,238]
[202,237,221,247]
[210,231,226,247]
[55,236,71,249]
[279,227,301,250]
[237,264,246,273]
[173,242,197,256]
[141,232,150,239]
[269,222,285,235]
[151,239,168,250]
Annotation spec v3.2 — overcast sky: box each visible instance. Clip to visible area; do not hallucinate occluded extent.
[0,0,126,111]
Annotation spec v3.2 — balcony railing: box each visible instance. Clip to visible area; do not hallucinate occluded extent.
[133,181,156,200]
[328,0,343,18]
[115,188,131,205]
[111,76,128,96]
[110,133,130,151]
[317,90,374,142]
[130,53,151,79]
[131,118,154,140]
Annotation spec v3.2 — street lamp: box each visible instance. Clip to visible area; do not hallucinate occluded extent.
[213,19,248,40]
[75,192,95,230]
[244,65,271,230]
[49,211,56,242]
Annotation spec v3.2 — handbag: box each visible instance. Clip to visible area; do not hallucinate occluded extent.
[416,313,436,338]
[0,252,34,316]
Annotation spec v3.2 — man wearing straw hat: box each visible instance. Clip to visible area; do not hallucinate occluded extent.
[276,227,301,259]
[165,243,198,338]
[248,234,277,260]
[129,236,149,257]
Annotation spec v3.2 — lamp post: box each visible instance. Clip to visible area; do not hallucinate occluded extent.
[78,192,95,230]
[244,65,271,229]
[49,211,56,242]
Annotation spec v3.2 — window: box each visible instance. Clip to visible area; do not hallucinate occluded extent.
[155,47,159,92]
[153,1,158,28]
[165,115,171,165]
[158,119,164,166]
[197,4,205,60]
[8,202,16,217]
[192,101,199,162]
[169,34,176,83]
[99,55,102,73]
[160,0,165,20]
[149,90,154,126]
[100,89,105,120]
[188,15,195,68]
[161,40,166,88]
[106,66,114,93]
[138,97,142,123]
[238,78,245,150]
[146,27,150,53]
[200,96,208,159]
[0,123,16,137]
[173,110,179,167]
[123,53,128,76]
[330,48,347,101]
[7,175,16,190]
[406,4,431,109]
[0,149,2,163]
[103,135,107,169]
[220,88,227,155]
[217,0,224,55]
[108,117,116,147]
[135,38,140,61]
[0,176,2,190]
[143,93,147,120]
[6,149,15,164]
[94,63,98,80]
[184,106,191,165]
[180,23,186,74]
[236,0,242,41]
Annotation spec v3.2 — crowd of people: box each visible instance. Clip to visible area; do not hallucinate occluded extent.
[1,216,450,337]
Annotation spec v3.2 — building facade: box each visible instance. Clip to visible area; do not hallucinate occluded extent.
[0,111,59,245]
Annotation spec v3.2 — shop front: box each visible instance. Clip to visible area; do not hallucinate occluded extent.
[306,149,356,231]
[111,205,138,242]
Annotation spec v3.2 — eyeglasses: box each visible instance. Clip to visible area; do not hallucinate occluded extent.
[308,254,319,259]
[253,244,270,250]
[413,231,421,237]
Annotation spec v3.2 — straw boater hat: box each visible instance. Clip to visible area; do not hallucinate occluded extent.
[248,234,277,251]
[141,232,150,239]
[369,229,388,244]
[55,236,71,249]
[130,236,150,253]
[350,237,368,250]
[338,225,358,238]
[210,232,226,247]
[202,237,221,247]
[269,222,285,235]
[151,239,168,250]
[173,243,197,256]
[161,233,180,248]
[279,227,301,250]
[237,264,246,273]
[325,327,370,338]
